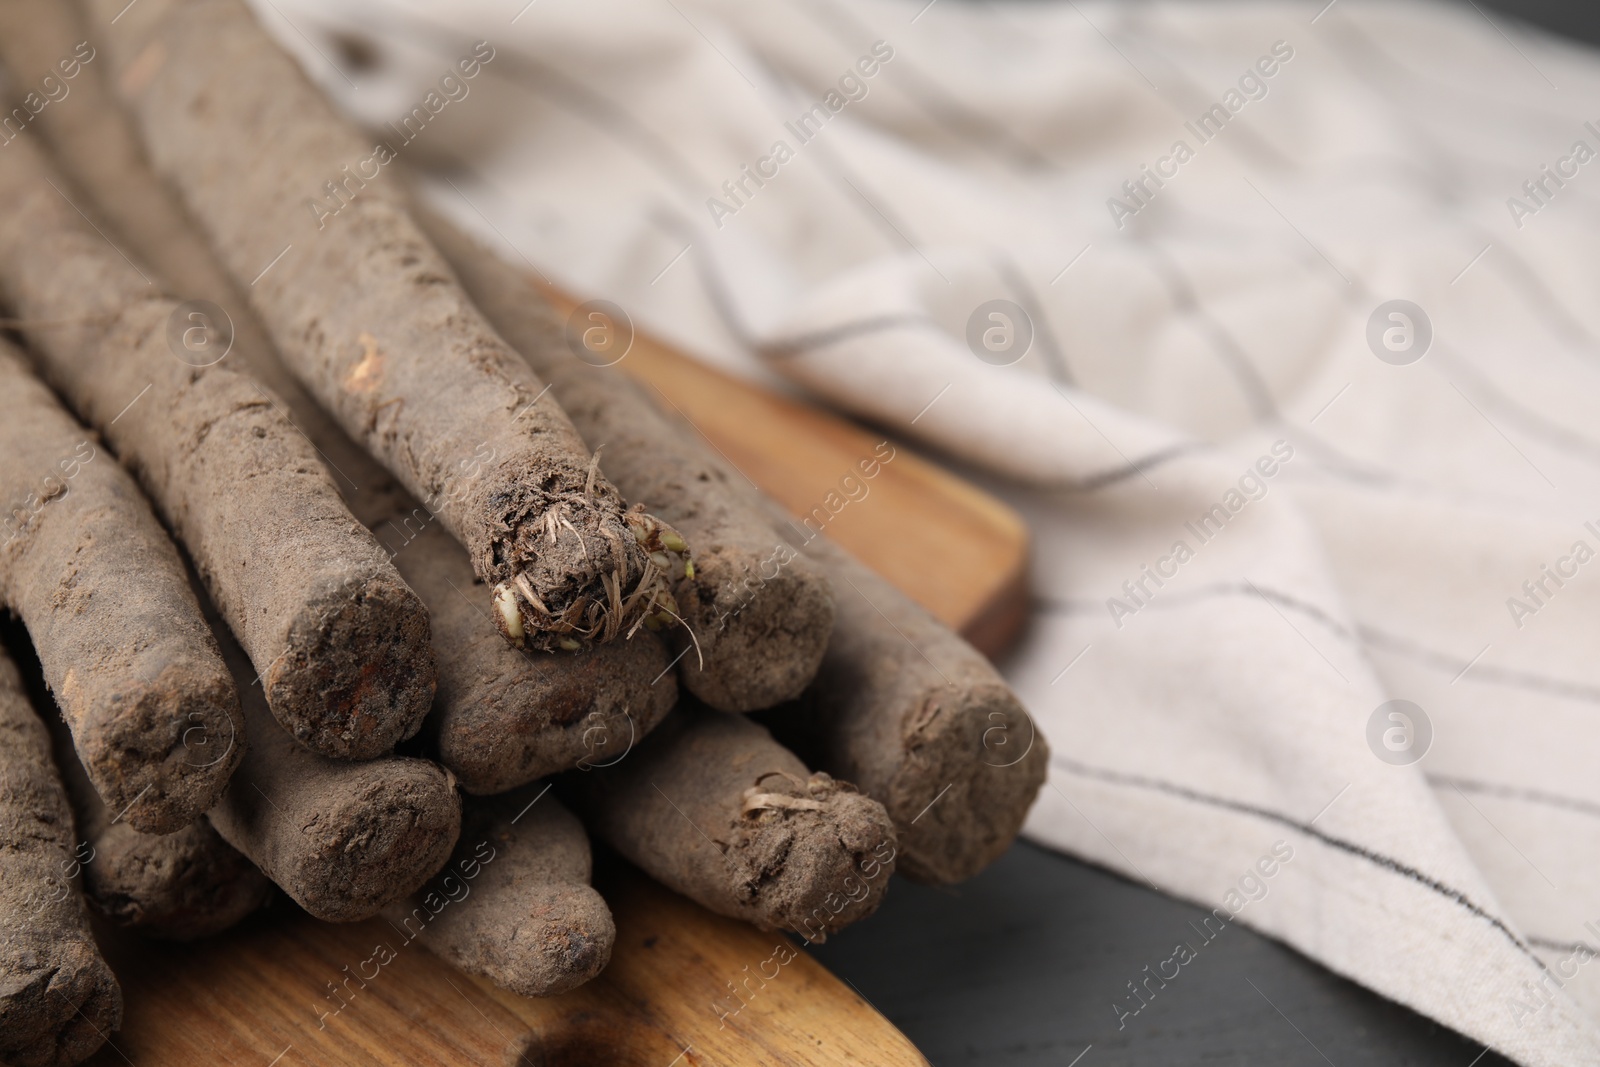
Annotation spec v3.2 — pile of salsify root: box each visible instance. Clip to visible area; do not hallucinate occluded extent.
[0,2,1047,1063]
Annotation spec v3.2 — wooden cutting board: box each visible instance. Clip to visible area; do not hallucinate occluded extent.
[82,296,1030,1067]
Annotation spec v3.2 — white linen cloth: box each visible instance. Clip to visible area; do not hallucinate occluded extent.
[255,0,1600,1061]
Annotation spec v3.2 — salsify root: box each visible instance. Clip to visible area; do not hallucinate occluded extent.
[396,517,677,795]
[385,785,614,997]
[84,815,271,943]
[83,0,682,651]
[417,206,836,713]
[565,705,897,941]
[41,708,271,942]
[774,541,1049,884]
[0,642,121,1067]
[206,619,461,923]
[0,108,435,762]
[411,208,1046,883]
[1,9,679,796]
[0,339,242,834]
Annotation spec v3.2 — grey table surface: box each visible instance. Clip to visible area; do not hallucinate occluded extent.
[809,840,1513,1067]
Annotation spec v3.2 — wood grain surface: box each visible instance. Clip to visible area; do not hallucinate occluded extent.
[89,861,930,1067]
[80,294,1030,1067]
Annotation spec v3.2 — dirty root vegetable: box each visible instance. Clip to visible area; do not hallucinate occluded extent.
[418,206,835,714]
[0,644,121,1067]
[0,123,434,762]
[0,340,241,833]
[386,785,613,997]
[206,623,460,923]
[85,0,682,652]
[777,541,1048,884]
[567,705,896,940]
[3,0,677,795]
[44,712,270,941]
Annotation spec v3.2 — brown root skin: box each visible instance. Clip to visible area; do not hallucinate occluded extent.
[206,621,460,923]
[83,817,273,940]
[769,543,1049,885]
[266,571,434,757]
[566,706,896,938]
[416,203,1041,883]
[416,204,835,712]
[668,540,831,712]
[387,787,613,997]
[84,0,667,652]
[374,495,678,795]
[421,539,678,794]
[10,8,677,798]
[0,77,436,762]
[359,483,681,795]
[487,500,684,652]
[43,713,271,942]
[0,646,121,1067]
[0,342,242,833]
